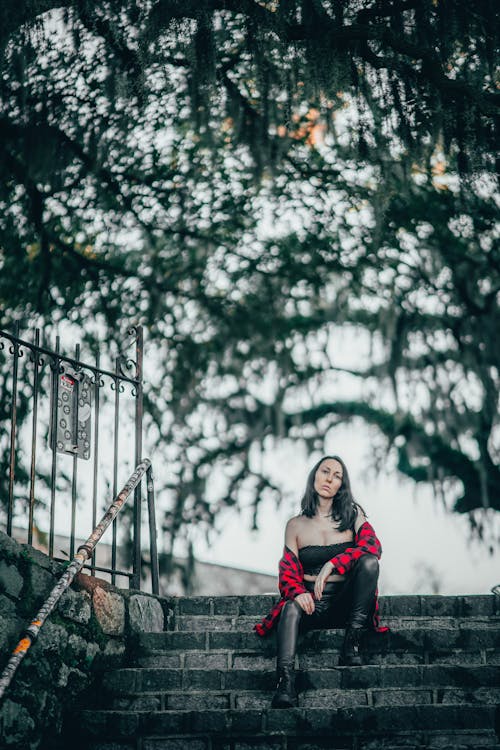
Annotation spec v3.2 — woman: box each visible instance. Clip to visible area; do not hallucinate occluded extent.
[254,455,387,709]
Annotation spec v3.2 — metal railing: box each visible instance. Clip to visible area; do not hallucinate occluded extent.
[0,324,149,589]
[0,459,159,701]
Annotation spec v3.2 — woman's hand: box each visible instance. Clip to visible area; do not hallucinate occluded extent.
[294,592,315,615]
[314,561,334,601]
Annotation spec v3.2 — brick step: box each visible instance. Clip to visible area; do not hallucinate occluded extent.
[167,614,500,632]
[136,626,500,655]
[102,664,500,695]
[110,685,500,711]
[83,734,500,750]
[83,735,500,750]
[168,594,499,619]
[78,704,499,741]
[137,647,498,668]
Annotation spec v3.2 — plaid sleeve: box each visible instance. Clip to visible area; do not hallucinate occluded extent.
[254,547,306,636]
[329,521,382,575]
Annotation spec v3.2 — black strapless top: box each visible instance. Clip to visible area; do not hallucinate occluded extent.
[298,541,353,575]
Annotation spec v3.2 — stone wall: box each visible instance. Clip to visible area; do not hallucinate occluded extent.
[0,531,167,750]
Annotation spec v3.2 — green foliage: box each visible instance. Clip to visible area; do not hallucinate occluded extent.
[0,1,498,550]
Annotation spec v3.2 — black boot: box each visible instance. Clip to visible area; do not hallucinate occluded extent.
[340,627,363,666]
[271,666,298,708]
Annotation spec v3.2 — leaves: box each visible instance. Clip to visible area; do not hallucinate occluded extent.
[0,0,498,550]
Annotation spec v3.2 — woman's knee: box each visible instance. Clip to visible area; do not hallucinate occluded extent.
[355,554,379,578]
[281,599,303,623]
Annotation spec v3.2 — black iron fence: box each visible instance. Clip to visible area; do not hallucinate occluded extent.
[0,323,158,592]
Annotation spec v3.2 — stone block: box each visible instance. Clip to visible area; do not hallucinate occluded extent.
[0,531,22,562]
[234,693,269,710]
[439,687,500,704]
[103,639,126,660]
[28,564,55,609]
[113,695,161,711]
[238,595,277,616]
[228,709,265,734]
[460,595,495,617]
[113,710,140,737]
[128,594,164,633]
[485,651,500,664]
[144,740,208,750]
[68,632,100,665]
[225,670,273,691]
[138,653,181,668]
[0,698,35,745]
[266,707,306,734]
[139,631,206,651]
[424,664,499,687]
[214,596,240,615]
[425,731,500,748]
[21,543,58,571]
[93,587,125,635]
[103,668,141,694]
[0,560,23,599]
[184,652,228,670]
[287,739,355,750]
[57,662,87,688]
[36,621,69,654]
[141,710,186,735]
[233,740,284,750]
[233,655,274,670]
[428,650,482,665]
[59,587,91,624]
[0,595,22,651]
[300,688,367,708]
[301,668,343,690]
[421,596,459,617]
[372,688,432,705]
[178,596,213,615]
[209,631,261,651]
[178,615,233,632]
[183,668,223,690]
[379,595,421,617]
[141,668,182,692]
[167,692,230,710]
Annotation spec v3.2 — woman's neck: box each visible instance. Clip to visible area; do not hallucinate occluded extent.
[316,498,334,518]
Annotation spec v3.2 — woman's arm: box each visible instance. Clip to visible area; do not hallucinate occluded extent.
[354,507,368,534]
[284,517,299,556]
[284,517,315,615]
[315,508,369,600]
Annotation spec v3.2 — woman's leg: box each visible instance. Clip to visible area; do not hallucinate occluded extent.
[336,554,379,665]
[272,600,303,708]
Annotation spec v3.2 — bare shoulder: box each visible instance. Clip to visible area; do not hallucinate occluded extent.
[354,505,368,532]
[285,514,304,532]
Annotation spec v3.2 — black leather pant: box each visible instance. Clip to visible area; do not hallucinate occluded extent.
[276,554,379,669]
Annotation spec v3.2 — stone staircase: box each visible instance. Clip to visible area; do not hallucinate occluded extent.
[75,594,500,750]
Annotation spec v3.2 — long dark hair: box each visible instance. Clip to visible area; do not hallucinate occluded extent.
[300,455,365,531]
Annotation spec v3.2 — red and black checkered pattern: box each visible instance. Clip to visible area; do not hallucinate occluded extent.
[254,521,388,636]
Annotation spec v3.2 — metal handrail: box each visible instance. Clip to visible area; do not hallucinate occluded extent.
[0,458,159,701]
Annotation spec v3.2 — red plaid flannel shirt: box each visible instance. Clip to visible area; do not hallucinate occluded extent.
[254,521,388,636]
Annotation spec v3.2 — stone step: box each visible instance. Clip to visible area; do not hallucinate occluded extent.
[83,736,500,750]
[136,625,500,655]
[166,594,499,619]
[137,647,497,668]
[78,704,499,741]
[83,734,500,750]
[110,685,500,711]
[167,614,500,632]
[102,664,500,695]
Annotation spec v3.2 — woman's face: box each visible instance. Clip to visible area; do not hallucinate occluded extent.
[314,458,343,501]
